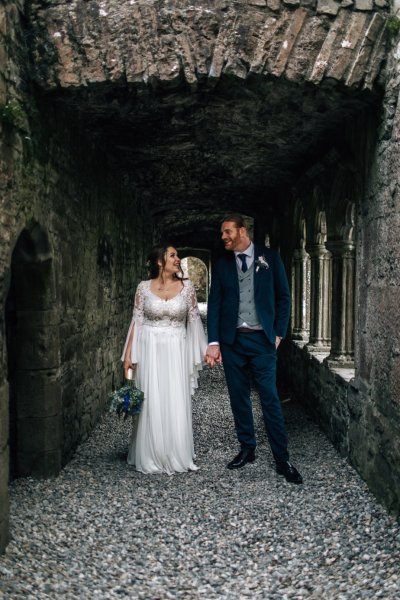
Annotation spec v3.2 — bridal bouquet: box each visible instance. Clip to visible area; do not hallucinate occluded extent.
[109,381,144,419]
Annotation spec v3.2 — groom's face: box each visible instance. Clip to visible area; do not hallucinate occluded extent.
[221,221,243,252]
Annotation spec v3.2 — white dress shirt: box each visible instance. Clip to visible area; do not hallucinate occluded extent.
[234,242,254,271]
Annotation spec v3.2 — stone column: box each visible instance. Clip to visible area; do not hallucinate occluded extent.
[325,240,355,367]
[291,248,310,341]
[306,243,332,352]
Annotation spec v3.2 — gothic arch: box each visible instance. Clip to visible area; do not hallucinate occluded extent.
[328,165,360,240]
[314,210,328,245]
[341,202,356,243]
[181,256,209,302]
[5,220,62,478]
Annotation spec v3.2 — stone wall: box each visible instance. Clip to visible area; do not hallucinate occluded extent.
[0,0,22,555]
[0,2,152,552]
[351,28,400,514]
[278,341,355,457]
[278,32,400,515]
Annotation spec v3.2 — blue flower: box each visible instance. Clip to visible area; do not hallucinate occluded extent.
[109,383,144,419]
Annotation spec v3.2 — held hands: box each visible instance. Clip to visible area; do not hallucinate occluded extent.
[205,344,222,368]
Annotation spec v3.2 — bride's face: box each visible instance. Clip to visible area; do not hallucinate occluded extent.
[162,247,181,275]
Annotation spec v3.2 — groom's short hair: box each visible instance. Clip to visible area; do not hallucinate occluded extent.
[222,213,245,229]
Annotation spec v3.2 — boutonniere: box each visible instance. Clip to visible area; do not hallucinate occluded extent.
[255,255,269,272]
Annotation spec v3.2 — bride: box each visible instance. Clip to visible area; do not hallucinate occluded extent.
[121,245,207,474]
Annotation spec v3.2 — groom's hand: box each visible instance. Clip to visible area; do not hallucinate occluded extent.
[205,344,221,367]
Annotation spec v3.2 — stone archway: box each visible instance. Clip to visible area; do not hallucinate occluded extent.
[180,255,209,303]
[5,221,62,478]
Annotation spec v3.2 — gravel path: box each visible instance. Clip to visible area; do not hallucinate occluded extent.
[1,365,399,599]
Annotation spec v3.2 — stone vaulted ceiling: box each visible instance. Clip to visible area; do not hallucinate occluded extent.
[27,0,389,246]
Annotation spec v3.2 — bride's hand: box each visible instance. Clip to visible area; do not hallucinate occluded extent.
[124,359,135,379]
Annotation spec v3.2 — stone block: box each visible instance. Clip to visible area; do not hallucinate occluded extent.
[354,0,373,8]
[317,0,340,14]
[267,0,281,10]
[17,448,61,479]
[283,0,300,5]
[16,311,60,370]
[374,0,387,6]
[0,383,9,451]
[272,8,308,77]
[17,414,62,456]
[15,370,61,419]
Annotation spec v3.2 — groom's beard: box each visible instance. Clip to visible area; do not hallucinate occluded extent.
[223,233,240,251]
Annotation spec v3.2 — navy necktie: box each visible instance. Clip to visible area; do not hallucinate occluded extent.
[238,254,248,273]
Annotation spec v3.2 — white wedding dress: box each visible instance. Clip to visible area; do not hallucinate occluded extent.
[121,279,207,474]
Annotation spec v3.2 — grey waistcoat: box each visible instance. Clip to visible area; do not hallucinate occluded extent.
[237,264,260,327]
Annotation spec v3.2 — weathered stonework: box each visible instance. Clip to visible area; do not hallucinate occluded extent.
[278,41,400,515]
[1,0,399,554]
[352,35,400,514]
[0,1,152,552]
[28,0,388,91]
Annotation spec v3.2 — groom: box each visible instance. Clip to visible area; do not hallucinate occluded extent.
[206,214,302,484]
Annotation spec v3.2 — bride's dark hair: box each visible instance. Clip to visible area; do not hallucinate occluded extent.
[147,245,184,281]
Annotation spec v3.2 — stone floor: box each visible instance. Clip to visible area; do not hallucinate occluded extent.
[0,365,399,599]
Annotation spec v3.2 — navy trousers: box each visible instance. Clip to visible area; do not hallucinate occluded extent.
[221,330,289,464]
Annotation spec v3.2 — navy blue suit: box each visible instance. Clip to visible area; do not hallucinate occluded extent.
[207,245,291,462]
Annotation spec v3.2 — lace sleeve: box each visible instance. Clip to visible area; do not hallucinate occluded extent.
[185,281,207,395]
[186,281,201,323]
[121,281,145,362]
[132,281,145,326]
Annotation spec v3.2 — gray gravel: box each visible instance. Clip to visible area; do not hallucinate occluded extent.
[1,365,399,599]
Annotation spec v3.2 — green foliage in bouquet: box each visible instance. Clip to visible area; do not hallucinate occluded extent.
[109,381,144,419]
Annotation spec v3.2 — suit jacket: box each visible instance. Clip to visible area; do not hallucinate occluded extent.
[207,245,291,345]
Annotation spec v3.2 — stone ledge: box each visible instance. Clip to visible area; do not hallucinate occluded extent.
[292,339,355,382]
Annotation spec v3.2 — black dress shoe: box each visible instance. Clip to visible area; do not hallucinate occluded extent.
[227,448,256,470]
[276,461,303,484]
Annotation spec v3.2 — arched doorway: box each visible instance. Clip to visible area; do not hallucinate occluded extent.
[5,221,62,478]
[181,256,209,303]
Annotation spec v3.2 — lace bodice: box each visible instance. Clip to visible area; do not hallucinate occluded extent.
[132,279,201,329]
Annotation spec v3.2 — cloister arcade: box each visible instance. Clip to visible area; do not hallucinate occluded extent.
[1,0,399,553]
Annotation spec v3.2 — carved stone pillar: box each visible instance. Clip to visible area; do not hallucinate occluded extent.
[292,248,310,341]
[306,243,331,352]
[325,240,355,367]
